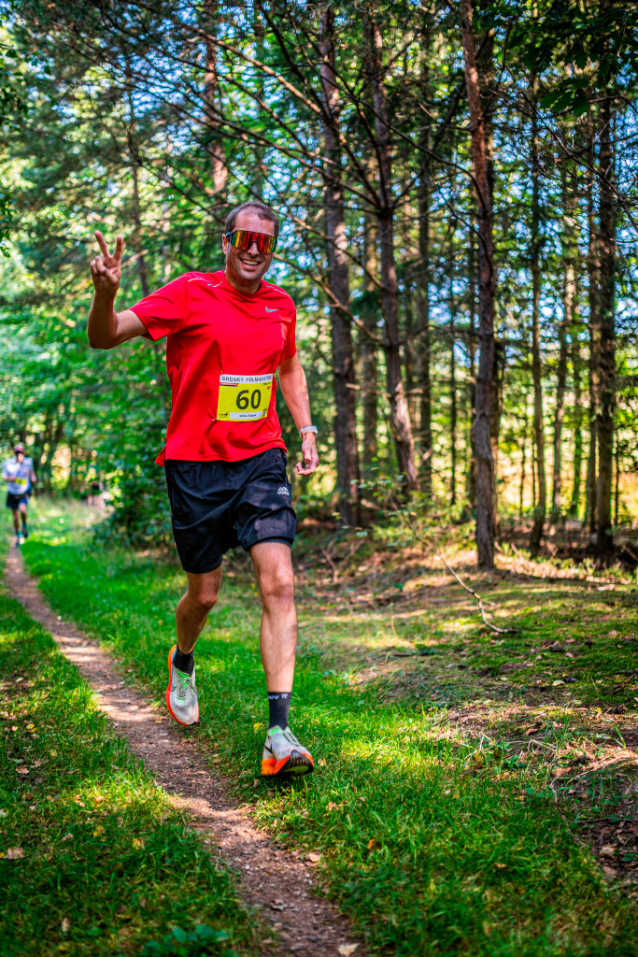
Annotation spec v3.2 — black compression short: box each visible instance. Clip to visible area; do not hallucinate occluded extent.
[6,491,29,510]
[164,448,296,574]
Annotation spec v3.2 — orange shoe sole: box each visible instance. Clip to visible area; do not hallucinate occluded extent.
[165,644,199,726]
[261,752,314,777]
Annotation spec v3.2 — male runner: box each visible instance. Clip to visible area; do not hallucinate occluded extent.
[87,201,319,777]
[3,443,36,546]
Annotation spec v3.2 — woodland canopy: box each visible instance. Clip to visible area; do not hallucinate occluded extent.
[1,0,637,568]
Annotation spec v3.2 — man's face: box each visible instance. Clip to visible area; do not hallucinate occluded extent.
[15,451,24,463]
[222,211,275,290]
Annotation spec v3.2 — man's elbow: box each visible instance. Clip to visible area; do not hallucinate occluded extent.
[87,329,116,350]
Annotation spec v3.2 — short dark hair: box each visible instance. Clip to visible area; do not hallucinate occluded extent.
[225,200,279,241]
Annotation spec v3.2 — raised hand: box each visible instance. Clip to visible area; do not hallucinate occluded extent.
[90,231,124,298]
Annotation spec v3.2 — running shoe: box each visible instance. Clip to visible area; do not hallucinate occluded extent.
[22,527,29,540]
[261,726,314,777]
[165,644,199,726]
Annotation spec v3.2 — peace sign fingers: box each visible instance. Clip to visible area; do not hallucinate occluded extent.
[94,231,125,263]
[91,231,124,296]
[94,230,110,258]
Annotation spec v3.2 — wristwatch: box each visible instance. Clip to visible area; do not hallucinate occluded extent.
[299,425,318,440]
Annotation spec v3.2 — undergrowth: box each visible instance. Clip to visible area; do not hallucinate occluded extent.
[16,500,638,956]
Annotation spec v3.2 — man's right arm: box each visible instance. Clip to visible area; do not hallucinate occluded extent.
[87,231,147,350]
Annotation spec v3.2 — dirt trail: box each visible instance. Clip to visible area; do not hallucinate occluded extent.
[5,548,365,957]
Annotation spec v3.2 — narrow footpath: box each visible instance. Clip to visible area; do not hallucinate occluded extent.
[5,548,365,957]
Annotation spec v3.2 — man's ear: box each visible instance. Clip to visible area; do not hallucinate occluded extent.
[222,235,228,255]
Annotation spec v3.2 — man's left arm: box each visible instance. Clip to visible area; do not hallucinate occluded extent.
[277,354,319,476]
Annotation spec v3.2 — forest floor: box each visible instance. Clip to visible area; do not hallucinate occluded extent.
[3,498,638,956]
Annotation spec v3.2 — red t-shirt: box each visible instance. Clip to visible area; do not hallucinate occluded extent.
[131,270,297,464]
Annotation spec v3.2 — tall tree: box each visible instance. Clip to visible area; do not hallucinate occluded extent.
[550,161,576,524]
[202,0,228,200]
[569,308,584,518]
[361,210,379,473]
[418,10,433,494]
[319,7,360,526]
[367,5,418,490]
[529,77,546,557]
[460,0,497,569]
[596,91,617,556]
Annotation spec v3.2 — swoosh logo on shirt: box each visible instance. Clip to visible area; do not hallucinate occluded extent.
[265,307,279,313]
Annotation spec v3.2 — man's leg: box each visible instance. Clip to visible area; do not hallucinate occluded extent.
[19,502,28,536]
[176,568,223,653]
[251,541,297,691]
[166,567,222,727]
[251,541,313,776]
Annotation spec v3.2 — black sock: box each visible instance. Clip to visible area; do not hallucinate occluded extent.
[173,647,194,675]
[268,692,291,730]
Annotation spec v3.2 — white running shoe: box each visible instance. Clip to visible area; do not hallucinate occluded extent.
[261,726,314,777]
[165,644,199,726]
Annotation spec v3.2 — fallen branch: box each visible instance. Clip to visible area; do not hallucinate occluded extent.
[434,553,518,635]
[321,547,339,585]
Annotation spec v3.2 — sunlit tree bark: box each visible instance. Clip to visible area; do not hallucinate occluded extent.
[460,0,497,569]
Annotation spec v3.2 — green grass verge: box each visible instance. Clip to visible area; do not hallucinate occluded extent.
[0,555,259,955]
[20,502,638,956]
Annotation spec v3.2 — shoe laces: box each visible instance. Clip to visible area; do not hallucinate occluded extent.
[270,727,301,748]
[175,669,191,702]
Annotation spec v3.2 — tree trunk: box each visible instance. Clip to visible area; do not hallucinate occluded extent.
[320,8,360,526]
[596,95,616,556]
[203,0,227,199]
[491,340,504,522]
[551,162,576,523]
[368,10,417,490]
[450,301,457,507]
[614,439,620,527]
[418,24,432,495]
[529,80,546,557]
[460,0,497,569]
[569,307,584,517]
[361,211,379,472]
[585,118,598,539]
[466,220,478,509]
[519,407,528,518]
[404,275,418,432]
[479,0,498,521]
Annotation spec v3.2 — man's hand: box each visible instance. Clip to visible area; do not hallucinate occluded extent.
[90,231,124,298]
[297,434,319,476]
[88,231,146,349]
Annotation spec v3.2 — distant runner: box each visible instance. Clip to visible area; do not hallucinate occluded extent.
[3,443,36,547]
[87,201,319,778]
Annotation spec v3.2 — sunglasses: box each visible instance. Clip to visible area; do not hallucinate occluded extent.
[224,229,276,255]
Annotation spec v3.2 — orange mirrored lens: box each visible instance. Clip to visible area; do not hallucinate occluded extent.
[227,230,275,254]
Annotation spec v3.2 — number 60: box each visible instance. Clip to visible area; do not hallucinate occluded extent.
[236,389,262,410]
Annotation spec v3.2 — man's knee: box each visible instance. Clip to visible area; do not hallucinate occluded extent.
[188,588,219,613]
[259,567,294,607]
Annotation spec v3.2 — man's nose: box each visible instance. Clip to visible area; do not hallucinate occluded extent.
[247,240,261,255]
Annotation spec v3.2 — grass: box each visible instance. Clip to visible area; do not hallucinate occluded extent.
[17,500,638,956]
[0,539,259,955]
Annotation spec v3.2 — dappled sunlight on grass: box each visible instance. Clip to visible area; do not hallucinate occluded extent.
[16,504,638,955]
[0,575,259,956]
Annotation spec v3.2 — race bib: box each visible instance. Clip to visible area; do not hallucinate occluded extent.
[216,373,274,421]
[13,478,27,487]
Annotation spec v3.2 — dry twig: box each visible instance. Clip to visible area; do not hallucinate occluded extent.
[433,553,518,635]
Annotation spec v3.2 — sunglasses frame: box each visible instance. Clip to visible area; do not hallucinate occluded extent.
[224,229,277,255]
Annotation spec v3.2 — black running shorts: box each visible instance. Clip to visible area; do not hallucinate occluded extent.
[6,491,29,510]
[165,448,296,574]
